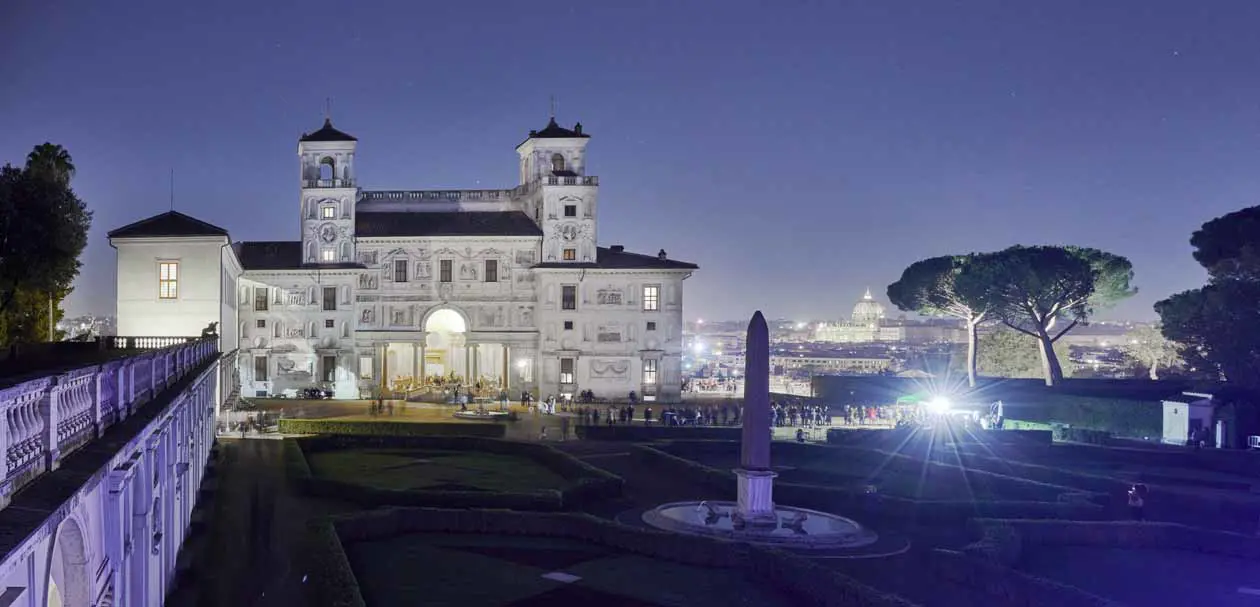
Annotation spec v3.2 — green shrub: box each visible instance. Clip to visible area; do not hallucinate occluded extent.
[303,519,367,607]
[278,418,506,437]
[1052,426,1113,445]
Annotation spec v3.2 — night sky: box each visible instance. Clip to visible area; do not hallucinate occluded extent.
[4,1,1260,322]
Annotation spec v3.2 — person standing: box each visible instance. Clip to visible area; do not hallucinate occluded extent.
[1128,484,1147,521]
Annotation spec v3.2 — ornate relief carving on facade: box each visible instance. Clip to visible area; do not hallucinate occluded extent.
[516,305,533,327]
[596,289,623,305]
[438,283,454,300]
[390,306,414,327]
[596,324,622,343]
[459,263,478,281]
[477,305,508,328]
[361,308,375,325]
[515,272,534,285]
[358,250,378,266]
[515,250,536,265]
[415,261,430,279]
[359,273,379,289]
[589,359,630,379]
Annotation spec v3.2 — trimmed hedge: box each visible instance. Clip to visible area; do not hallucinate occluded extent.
[278,418,506,437]
[292,435,622,511]
[574,424,740,441]
[303,519,366,607]
[971,518,1260,559]
[312,507,917,607]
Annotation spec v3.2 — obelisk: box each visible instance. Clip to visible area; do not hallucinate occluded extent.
[734,311,778,528]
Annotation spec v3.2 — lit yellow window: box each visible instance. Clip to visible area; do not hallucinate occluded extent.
[159,262,178,299]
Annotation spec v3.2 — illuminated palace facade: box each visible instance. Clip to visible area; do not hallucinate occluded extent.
[108,117,696,402]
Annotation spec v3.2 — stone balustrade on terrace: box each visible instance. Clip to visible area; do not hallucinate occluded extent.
[0,337,218,509]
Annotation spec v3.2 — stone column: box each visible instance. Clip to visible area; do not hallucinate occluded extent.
[502,345,510,392]
[411,343,420,382]
[419,344,427,387]
[42,376,62,471]
[378,343,388,395]
[464,346,471,384]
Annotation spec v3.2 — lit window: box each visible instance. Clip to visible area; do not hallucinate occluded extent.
[158,262,178,299]
[563,249,576,261]
[358,356,373,380]
[560,358,575,384]
[321,249,336,262]
[485,259,498,282]
[394,259,408,282]
[561,285,577,310]
[643,359,658,385]
[643,285,660,311]
[322,206,336,219]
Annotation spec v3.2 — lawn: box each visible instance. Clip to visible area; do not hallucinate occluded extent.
[345,533,796,607]
[305,448,571,493]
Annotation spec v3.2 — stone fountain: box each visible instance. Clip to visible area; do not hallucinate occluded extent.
[641,311,879,550]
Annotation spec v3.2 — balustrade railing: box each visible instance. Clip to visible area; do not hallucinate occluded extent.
[302,178,353,188]
[106,336,199,350]
[358,175,598,205]
[0,337,218,507]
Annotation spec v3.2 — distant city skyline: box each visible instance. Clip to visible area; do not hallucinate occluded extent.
[5,1,1258,322]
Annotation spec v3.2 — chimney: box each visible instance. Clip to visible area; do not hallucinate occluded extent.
[574,122,583,135]
[610,245,624,253]
[658,249,667,260]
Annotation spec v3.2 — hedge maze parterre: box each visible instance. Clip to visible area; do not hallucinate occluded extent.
[279,419,1260,607]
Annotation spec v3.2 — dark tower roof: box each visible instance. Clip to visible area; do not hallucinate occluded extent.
[107,211,229,239]
[300,118,357,142]
[528,118,590,139]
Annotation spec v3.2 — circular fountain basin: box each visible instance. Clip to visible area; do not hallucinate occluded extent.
[642,501,878,550]
[452,410,510,421]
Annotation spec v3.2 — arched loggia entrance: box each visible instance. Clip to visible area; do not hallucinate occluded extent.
[422,308,467,381]
[46,516,90,607]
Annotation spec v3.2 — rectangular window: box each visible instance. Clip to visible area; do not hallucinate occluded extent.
[485,259,498,282]
[646,321,657,331]
[323,287,337,311]
[158,262,178,299]
[643,285,660,311]
[643,359,658,385]
[440,260,453,283]
[322,206,336,219]
[563,248,576,261]
[321,356,336,383]
[325,319,335,329]
[564,204,577,217]
[563,321,574,331]
[256,319,266,329]
[321,249,336,262]
[254,356,268,382]
[560,358,575,384]
[394,259,408,282]
[561,285,577,310]
[358,356,373,380]
[254,287,269,311]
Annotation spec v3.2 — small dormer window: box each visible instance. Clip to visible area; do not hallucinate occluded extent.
[551,153,566,173]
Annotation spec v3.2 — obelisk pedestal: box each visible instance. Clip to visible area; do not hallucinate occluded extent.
[733,310,778,529]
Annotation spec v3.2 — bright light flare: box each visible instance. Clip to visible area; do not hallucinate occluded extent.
[926,396,952,415]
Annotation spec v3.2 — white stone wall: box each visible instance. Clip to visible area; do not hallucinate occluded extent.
[235,271,359,398]
[113,236,228,338]
[535,270,689,402]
